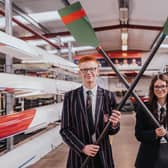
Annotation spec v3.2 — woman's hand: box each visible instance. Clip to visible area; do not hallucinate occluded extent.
[155,126,167,137]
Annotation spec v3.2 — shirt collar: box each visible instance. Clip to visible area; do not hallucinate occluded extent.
[157,102,167,111]
[83,85,97,96]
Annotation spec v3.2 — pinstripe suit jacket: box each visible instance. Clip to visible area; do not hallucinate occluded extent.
[60,86,120,168]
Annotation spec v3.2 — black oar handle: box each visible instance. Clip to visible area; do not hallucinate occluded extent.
[80,32,167,167]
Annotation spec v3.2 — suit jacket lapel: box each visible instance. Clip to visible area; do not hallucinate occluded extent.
[95,87,104,131]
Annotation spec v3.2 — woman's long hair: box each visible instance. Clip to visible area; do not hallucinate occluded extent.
[149,73,168,115]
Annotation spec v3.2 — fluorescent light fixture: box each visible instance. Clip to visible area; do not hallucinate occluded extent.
[27,39,57,46]
[122,45,128,51]
[0,11,61,28]
[48,46,95,54]
[28,11,61,22]
[121,28,128,51]
[121,32,128,41]
[27,36,75,46]
[60,36,75,43]
[72,46,95,52]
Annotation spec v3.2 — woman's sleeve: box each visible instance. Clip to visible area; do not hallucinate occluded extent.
[135,103,157,143]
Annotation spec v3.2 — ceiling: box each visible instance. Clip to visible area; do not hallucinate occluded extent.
[0,0,168,74]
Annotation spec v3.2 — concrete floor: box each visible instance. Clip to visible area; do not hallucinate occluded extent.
[28,113,139,168]
[112,113,139,168]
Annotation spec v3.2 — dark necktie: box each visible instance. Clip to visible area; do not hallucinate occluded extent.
[160,107,166,127]
[86,90,94,135]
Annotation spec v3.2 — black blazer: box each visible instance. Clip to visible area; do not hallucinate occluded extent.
[60,86,120,168]
[135,102,164,168]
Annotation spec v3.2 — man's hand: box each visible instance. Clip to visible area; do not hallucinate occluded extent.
[82,144,100,157]
[109,110,121,127]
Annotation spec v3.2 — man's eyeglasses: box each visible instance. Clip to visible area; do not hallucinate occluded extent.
[154,85,167,90]
[80,67,97,73]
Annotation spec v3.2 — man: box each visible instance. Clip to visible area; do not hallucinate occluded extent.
[60,55,121,168]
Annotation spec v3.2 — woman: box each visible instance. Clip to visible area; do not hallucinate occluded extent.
[135,74,168,168]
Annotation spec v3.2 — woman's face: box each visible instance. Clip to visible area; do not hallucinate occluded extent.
[153,79,168,100]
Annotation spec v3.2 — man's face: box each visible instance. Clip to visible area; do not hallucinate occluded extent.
[79,61,99,86]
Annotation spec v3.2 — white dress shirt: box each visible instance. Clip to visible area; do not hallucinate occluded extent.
[157,103,167,143]
[83,85,97,142]
[83,85,97,124]
[157,103,167,122]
